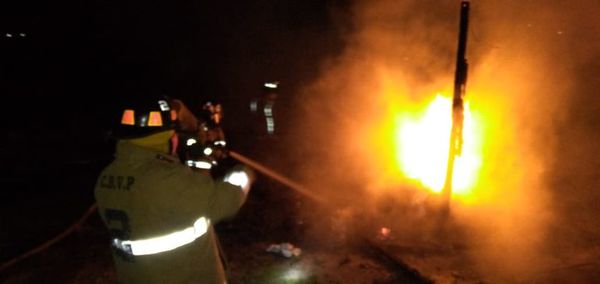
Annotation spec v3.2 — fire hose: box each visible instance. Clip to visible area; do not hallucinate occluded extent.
[228,150,324,204]
[0,203,98,272]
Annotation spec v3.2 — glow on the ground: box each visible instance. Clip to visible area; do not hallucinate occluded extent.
[282,266,307,282]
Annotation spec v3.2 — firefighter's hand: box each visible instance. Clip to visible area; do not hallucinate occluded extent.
[213,145,229,159]
[171,99,200,132]
[224,165,255,195]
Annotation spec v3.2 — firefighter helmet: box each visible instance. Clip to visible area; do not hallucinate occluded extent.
[112,94,178,139]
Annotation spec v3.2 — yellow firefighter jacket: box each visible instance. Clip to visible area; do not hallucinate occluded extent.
[95,141,246,284]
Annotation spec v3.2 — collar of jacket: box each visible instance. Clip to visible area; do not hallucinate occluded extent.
[116,140,179,163]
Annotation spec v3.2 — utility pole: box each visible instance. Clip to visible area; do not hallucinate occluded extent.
[442,0,470,212]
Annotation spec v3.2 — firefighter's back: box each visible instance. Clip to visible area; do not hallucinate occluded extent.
[95,141,227,284]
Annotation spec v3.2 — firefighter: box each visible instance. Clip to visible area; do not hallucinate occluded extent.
[250,81,279,137]
[95,94,254,284]
[178,100,228,175]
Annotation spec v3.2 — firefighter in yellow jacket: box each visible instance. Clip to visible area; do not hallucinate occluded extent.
[95,95,254,284]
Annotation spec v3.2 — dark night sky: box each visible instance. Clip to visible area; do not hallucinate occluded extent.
[0,0,349,169]
[0,0,349,262]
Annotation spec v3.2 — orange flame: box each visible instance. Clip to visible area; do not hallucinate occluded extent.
[393,94,483,199]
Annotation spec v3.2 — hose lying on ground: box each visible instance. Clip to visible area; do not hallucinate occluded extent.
[0,203,98,273]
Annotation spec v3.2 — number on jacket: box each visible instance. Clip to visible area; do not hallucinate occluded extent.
[105,208,135,262]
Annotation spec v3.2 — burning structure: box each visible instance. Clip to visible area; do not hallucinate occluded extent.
[278,0,600,282]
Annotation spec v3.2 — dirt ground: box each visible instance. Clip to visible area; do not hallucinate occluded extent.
[0,161,427,284]
[0,212,408,284]
[2,145,600,284]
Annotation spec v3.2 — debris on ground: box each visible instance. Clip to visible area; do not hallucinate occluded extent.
[266,242,302,258]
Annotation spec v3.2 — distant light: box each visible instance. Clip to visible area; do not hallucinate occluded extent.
[264,82,278,89]
[203,147,213,156]
[557,30,564,35]
[19,33,26,37]
[5,33,12,38]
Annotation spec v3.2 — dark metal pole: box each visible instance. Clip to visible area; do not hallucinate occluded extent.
[442,0,470,212]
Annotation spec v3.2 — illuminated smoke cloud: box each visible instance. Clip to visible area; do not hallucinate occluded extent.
[287,0,600,281]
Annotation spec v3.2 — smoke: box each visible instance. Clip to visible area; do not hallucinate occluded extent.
[286,0,600,282]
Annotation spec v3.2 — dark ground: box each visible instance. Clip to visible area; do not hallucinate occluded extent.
[0,152,429,284]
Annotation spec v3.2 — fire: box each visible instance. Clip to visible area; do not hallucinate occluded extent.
[394,94,482,197]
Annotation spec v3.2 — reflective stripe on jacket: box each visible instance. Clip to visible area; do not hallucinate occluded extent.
[95,141,245,284]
